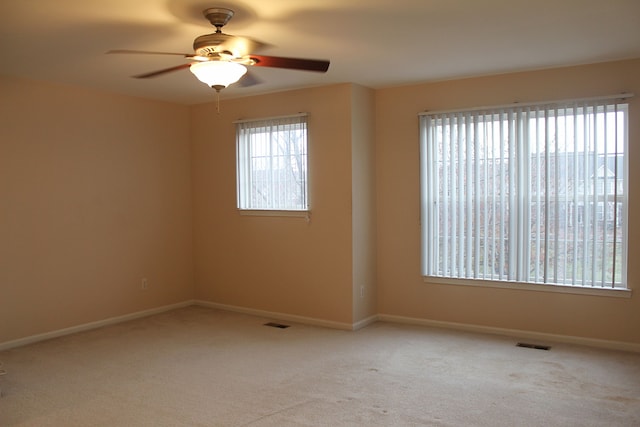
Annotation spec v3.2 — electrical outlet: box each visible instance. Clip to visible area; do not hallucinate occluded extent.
[141,278,149,290]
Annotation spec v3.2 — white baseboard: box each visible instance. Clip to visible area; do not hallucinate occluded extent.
[378,313,640,353]
[353,314,378,331]
[3,301,638,354]
[194,300,357,330]
[0,300,195,352]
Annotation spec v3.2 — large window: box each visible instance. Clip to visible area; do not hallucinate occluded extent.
[420,97,629,289]
[236,114,308,211]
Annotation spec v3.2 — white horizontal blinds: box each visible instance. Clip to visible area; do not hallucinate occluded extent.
[236,114,308,210]
[420,99,628,288]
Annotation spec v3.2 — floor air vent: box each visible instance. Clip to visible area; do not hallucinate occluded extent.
[264,322,290,329]
[516,342,551,351]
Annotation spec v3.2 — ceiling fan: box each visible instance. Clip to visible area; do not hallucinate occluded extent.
[108,7,330,92]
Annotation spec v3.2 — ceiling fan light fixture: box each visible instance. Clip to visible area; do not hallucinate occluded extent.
[189,61,247,90]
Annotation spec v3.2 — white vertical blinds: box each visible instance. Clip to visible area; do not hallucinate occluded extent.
[420,97,629,288]
[236,114,308,210]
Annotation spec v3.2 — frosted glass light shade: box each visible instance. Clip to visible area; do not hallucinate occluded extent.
[189,61,247,89]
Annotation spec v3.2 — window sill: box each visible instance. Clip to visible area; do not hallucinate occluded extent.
[238,209,310,218]
[423,276,632,298]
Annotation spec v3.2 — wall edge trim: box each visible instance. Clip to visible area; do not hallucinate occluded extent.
[378,313,640,353]
[0,300,195,351]
[4,301,637,353]
[194,300,355,330]
[353,314,379,330]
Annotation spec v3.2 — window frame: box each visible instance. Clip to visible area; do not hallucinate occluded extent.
[419,95,633,296]
[235,113,310,214]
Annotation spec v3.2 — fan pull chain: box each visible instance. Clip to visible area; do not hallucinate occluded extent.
[212,84,224,113]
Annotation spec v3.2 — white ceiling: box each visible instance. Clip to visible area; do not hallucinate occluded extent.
[1,0,639,105]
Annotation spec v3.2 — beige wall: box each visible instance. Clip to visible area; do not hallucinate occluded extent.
[191,84,357,324]
[376,59,640,345]
[3,58,640,348]
[0,76,194,343]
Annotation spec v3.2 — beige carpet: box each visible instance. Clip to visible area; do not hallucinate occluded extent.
[1,306,639,426]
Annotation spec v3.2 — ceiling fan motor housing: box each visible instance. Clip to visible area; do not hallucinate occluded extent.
[194,8,239,57]
[193,33,233,56]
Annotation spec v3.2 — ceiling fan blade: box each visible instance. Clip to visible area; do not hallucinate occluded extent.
[133,63,192,79]
[107,49,195,58]
[249,55,330,72]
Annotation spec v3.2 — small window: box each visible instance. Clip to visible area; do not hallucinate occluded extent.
[236,114,309,211]
[419,98,629,289]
